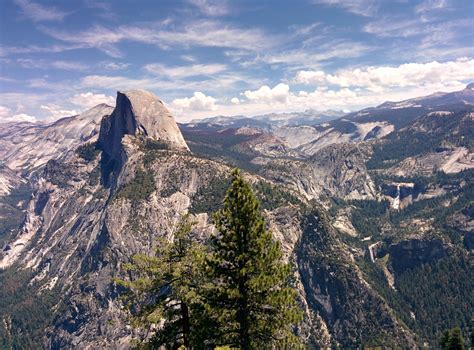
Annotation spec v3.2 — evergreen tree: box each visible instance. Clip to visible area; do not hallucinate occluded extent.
[115,215,206,349]
[203,169,302,349]
[471,318,474,348]
[441,327,465,350]
[448,327,465,350]
[441,330,451,349]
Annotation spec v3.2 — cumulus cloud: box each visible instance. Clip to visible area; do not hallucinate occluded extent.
[244,83,290,104]
[11,113,37,123]
[171,92,217,112]
[295,58,474,92]
[70,92,115,109]
[231,97,240,104]
[0,106,10,118]
[0,105,37,123]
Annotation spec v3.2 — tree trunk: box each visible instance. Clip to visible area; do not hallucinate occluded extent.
[238,278,250,350]
[181,302,190,349]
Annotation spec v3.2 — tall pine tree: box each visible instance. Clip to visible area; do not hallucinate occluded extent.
[441,327,465,350]
[203,169,302,349]
[115,215,207,349]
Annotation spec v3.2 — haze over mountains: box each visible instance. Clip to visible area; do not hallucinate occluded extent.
[0,84,472,348]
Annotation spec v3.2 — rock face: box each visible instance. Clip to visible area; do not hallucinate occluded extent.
[0,104,113,174]
[389,239,447,275]
[0,104,113,175]
[297,211,414,347]
[1,85,473,348]
[98,90,189,164]
[0,164,25,196]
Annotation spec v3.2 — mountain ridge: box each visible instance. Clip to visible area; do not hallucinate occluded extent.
[0,85,472,348]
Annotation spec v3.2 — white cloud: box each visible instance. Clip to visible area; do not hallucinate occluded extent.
[364,16,471,40]
[231,97,240,104]
[143,63,227,79]
[80,72,264,96]
[11,113,37,123]
[188,0,230,16]
[0,43,87,57]
[364,18,421,38]
[415,0,448,14]
[244,83,290,104]
[14,0,69,22]
[16,58,87,71]
[0,105,36,123]
[41,20,274,57]
[295,58,474,92]
[40,104,78,120]
[312,0,378,17]
[171,92,217,112]
[70,92,115,109]
[174,79,470,122]
[101,61,131,70]
[0,106,10,118]
[254,41,373,69]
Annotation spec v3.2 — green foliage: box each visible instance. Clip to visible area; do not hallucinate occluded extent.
[182,130,260,173]
[471,318,474,348]
[203,169,303,349]
[189,176,232,214]
[348,199,389,238]
[367,109,473,170]
[0,268,61,349]
[253,180,302,210]
[115,215,207,349]
[359,254,473,346]
[76,142,100,161]
[115,167,155,201]
[441,327,465,350]
[144,139,172,151]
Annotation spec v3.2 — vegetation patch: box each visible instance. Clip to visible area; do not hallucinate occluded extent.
[115,167,155,201]
[0,268,62,349]
[189,176,231,214]
[76,142,100,161]
[253,180,302,210]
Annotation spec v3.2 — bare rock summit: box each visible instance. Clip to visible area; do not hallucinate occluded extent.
[98,90,189,162]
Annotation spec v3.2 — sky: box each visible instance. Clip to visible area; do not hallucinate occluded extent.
[0,0,473,122]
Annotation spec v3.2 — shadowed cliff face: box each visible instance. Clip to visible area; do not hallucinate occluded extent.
[98,90,189,165]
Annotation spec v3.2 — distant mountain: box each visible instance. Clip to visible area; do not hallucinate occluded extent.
[185,109,344,132]
[0,86,473,349]
[182,85,474,158]
[0,104,113,175]
[344,84,474,129]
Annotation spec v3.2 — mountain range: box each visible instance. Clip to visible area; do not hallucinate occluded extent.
[0,85,473,348]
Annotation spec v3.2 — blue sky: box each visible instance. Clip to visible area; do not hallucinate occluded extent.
[0,0,473,122]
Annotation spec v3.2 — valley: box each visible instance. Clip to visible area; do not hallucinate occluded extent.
[0,85,472,348]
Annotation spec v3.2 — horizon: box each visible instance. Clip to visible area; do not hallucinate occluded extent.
[0,0,473,122]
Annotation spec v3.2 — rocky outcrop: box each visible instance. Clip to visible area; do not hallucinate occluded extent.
[258,143,377,202]
[0,164,25,196]
[98,90,189,165]
[297,210,415,347]
[308,143,377,200]
[388,239,447,275]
